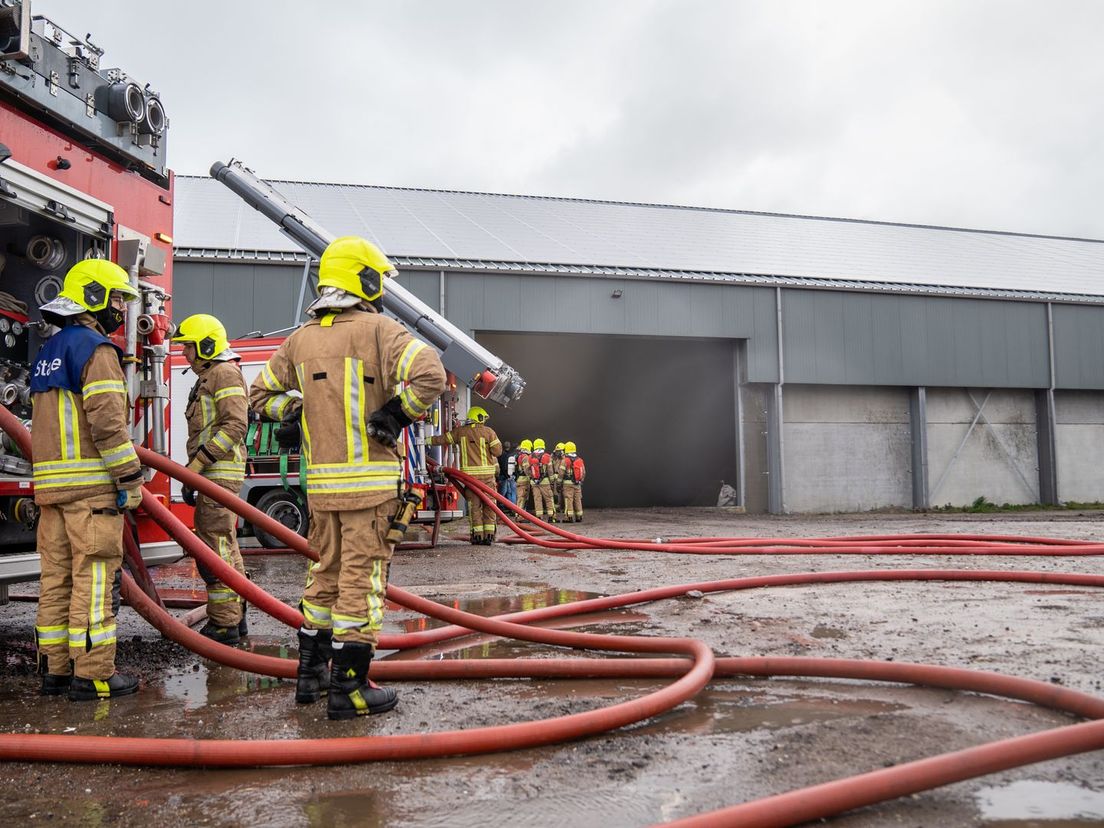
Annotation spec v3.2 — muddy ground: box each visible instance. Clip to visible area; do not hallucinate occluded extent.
[2,507,1104,827]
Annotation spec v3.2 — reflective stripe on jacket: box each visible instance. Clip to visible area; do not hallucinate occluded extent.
[429,422,502,477]
[248,308,446,510]
[186,359,248,484]
[31,318,141,505]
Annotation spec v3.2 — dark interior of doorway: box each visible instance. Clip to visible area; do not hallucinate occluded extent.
[476,332,737,508]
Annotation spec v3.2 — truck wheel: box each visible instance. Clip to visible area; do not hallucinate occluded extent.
[252,489,308,549]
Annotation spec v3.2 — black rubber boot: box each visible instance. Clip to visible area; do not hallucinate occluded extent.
[37,652,72,696]
[237,604,249,637]
[199,621,241,645]
[68,672,139,701]
[327,642,398,720]
[41,673,72,696]
[295,628,333,704]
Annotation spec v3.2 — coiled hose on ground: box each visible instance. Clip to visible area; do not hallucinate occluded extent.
[1,406,1103,827]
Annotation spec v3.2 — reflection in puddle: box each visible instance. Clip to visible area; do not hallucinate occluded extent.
[386,614,649,661]
[395,587,606,635]
[976,779,1104,826]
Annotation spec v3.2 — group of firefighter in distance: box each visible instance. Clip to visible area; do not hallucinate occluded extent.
[429,404,586,546]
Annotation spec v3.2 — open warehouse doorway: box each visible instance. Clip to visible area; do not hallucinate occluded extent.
[476,332,739,508]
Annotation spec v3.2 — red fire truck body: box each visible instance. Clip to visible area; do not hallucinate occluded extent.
[0,3,178,595]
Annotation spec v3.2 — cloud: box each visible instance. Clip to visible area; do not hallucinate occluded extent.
[33,0,1104,237]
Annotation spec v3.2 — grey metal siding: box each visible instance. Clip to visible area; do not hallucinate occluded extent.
[1052,304,1104,389]
[782,290,1049,388]
[173,261,304,338]
[440,272,779,381]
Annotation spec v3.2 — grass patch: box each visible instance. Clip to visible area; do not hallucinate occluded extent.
[931,496,1104,514]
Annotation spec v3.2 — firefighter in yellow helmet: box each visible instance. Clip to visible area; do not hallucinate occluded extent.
[31,259,143,701]
[172,314,249,645]
[514,438,533,515]
[528,437,555,520]
[428,404,502,544]
[562,441,586,522]
[250,236,446,720]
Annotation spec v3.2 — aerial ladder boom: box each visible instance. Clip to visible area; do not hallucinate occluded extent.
[210,160,525,406]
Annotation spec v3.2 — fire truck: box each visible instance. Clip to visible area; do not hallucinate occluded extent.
[0,3,526,591]
[0,1,179,601]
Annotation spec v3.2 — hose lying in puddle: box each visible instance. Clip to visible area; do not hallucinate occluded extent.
[2,407,1104,826]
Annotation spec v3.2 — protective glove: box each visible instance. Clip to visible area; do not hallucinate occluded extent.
[367,396,413,450]
[181,486,197,507]
[186,456,206,474]
[275,420,301,449]
[116,487,143,511]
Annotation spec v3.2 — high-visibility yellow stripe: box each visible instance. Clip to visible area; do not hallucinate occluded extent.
[101,441,138,469]
[399,386,430,419]
[260,364,285,392]
[82,379,126,398]
[395,339,427,382]
[213,386,246,401]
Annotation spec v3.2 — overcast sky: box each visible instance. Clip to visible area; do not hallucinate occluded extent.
[36,0,1104,238]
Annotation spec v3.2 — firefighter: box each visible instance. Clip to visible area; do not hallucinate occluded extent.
[31,260,144,701]
[172,314,249,645]
[551,442,567,521]
[514,438,533,515]
[529,438,554,520]
[249,236,445,720]
[429,405,502,544]
[562,441,586,522]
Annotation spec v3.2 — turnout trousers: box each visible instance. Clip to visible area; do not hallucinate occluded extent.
[35,492,123,680]
[299,502,395,648]
[464,473,497,538]
[563,482,583,520]
[515,478,531,515]
[193,480,246,627]
[531,480,555,519]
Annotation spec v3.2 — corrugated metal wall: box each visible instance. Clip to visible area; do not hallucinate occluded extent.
[173,261,305,338]
[1052,304,1104,389]
[781,291,1050,388]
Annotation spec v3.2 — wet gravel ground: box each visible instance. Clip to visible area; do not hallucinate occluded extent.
[2,507,1104,827]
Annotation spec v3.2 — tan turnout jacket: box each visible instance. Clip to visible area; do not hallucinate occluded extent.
[32,318,141,505]
[249,308,446,511]
[429,422,502,477]
[186,359,248,484]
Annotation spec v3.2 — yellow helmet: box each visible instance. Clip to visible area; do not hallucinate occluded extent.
[533,438,546,451]
[45,259,138,315]
[467,405,489,424]
[554,442,565,451]
[518,439,532,452]
[172,313,231,361]
[565,441,577,453]
[318,236,396,302]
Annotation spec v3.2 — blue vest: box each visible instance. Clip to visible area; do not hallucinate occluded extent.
[30,325,121,395]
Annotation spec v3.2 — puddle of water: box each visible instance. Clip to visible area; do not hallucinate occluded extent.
[386,613,650,661]
[976,780,1104,825]
[394,587,606,634]
[627,686,906,737]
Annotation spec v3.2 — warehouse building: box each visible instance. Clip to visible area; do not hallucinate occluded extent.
[172,175,1104,513]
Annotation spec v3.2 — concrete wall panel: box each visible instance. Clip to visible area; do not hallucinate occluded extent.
[781,385,912,513]
[925,388,1038,506]
[1054,390,1104,502]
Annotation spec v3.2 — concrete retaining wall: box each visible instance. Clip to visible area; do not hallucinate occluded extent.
[1055,390,1104,503]
[781,385,912,513]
